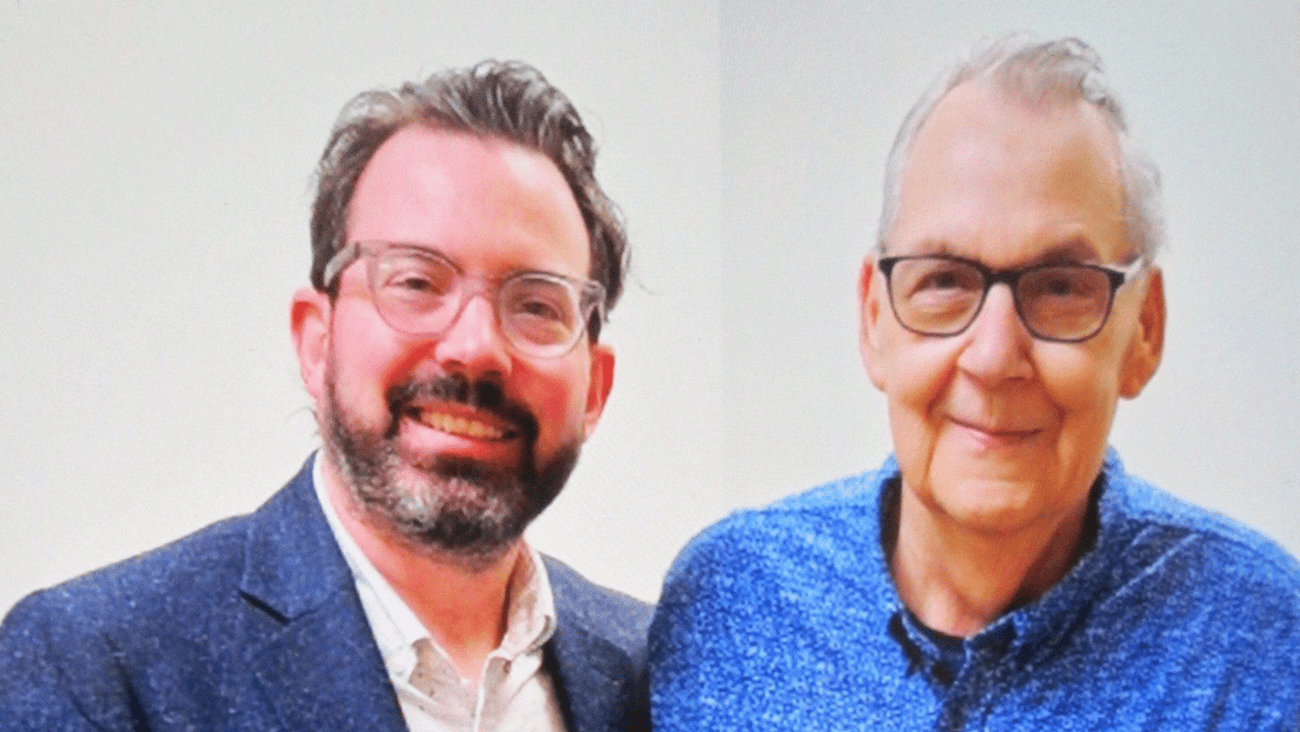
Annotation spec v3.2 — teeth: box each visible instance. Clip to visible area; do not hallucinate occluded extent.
[417,411,507,440]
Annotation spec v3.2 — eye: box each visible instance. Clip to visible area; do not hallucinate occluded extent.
[377,253,456,299]
[1023,267,1106,302]
[1018,266,1113,337]
[506,286,573,323]
[501,277,582,346]
[1042,274,1079,296]
[898,260,982,299]
[390,272,436,292]
[918,269,965,291]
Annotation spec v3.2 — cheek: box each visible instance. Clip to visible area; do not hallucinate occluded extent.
[880,335,961,463]
[1035,347,1122,458]
[326,314,427,420]
[884,336,960,422]
[324,347,391,428]
[517,358,593,445]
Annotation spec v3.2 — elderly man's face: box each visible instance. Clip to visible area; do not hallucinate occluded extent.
[860,81,1163,536]
[293,125,614,558]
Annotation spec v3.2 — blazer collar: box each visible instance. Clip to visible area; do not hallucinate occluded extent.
[238,455,408,730]
[546,557,644,732]
[239,455,351,618]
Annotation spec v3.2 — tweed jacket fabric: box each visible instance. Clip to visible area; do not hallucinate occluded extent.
[650,451,1300,731]
[0,458,652,732]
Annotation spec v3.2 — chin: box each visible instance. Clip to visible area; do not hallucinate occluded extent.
[932,479,1050,534]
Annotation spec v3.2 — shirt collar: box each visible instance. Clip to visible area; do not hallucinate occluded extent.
[874,449,1127,663]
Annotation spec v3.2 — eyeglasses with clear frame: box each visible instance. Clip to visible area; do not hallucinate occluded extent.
[323,241,606,359]
[877,254,1147,343]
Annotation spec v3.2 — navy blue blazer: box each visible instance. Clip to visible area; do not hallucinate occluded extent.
[0,458,652,731]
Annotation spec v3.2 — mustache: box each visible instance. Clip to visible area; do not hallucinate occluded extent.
[384,373,539,442]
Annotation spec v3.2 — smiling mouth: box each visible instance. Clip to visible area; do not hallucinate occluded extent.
[408,407,518,441]
[952,418,1042,440]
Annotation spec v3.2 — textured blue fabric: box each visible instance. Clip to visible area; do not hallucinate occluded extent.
[0,457,652,732]
[650,451,1300,730]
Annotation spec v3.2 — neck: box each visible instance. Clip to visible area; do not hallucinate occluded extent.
[889,485,1091,637]
[321,458,519,683]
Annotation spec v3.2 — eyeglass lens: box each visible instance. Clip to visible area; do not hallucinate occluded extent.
[886,257,1117,341]
[371,246,589,355]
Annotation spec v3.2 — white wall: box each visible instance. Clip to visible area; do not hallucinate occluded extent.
[2,1,1297,612]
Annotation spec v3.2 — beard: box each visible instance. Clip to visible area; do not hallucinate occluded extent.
[322,367,580,566]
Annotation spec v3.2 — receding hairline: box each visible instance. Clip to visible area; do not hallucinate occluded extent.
[885,77,1127,243]
[926,76,1123,173]
[877,35,1164,263]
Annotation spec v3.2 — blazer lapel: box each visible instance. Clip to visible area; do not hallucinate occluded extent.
[249,591,407,730]
[238,458,408,731]
[548,604,641,732]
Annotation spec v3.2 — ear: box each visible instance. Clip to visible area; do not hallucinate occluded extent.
[291,287,332,402]
[859,257,888,392]
[582,343,616,439]
[1119,267,1165,399]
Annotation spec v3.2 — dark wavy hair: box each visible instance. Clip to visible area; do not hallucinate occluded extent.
[309,60,629,340]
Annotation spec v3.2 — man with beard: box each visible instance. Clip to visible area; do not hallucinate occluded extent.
[0,61,650,732]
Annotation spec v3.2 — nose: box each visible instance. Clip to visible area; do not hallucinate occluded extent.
[955,283,1034,383]
[432,291,512,379]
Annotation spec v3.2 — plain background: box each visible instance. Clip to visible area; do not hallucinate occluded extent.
[2,1,1297,612]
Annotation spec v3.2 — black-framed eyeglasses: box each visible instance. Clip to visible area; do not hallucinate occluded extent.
[877,254,1146,343]
[324,241,606,359]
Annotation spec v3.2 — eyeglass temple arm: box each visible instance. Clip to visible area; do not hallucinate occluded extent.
[322,242,364,288]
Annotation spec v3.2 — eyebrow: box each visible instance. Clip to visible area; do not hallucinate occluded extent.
[379,241,590,285]
[903,237,1104,267]
[1034,238,1104,265]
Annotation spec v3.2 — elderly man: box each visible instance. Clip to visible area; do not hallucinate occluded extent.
[0,61,649,731]
[650,36,1300,730]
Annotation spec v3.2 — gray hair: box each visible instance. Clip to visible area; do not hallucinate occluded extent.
[877,35,1164,262]
[309,60,628,341]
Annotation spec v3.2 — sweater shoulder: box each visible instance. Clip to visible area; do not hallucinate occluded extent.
[1107,470,1300,589]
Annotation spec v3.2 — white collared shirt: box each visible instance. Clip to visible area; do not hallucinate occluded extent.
[312,455,567,732]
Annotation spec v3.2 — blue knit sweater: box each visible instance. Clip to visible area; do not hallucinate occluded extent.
[649,452,1300,730]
